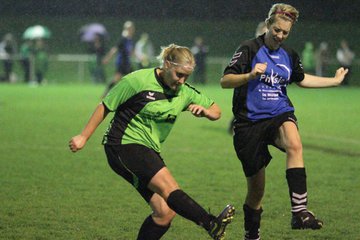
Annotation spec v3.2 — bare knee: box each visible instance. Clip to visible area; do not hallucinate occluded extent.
[153,206,176,226]
[286,140,304,168]
[286,140,303,157]
[148,168,180,200]
[149,193,176,226]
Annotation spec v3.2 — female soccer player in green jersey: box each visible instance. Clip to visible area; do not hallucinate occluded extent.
[69,44,235,240]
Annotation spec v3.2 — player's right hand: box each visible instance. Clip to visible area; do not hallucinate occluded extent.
[69,135,87,153]
[251,62,267,78]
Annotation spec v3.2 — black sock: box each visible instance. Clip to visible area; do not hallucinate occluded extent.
[137,215,170,240]
[243,204,262,239]
[286,168,307,215]
[166,189,212,230]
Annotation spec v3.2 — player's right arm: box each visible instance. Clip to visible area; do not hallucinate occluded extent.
[220,62,267,88]
[102,46,118,65]
[69,103,109,152]
[220,43,267,88]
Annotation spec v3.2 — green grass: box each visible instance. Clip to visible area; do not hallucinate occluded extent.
[1,83,360,239]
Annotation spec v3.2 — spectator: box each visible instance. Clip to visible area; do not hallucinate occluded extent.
[33,38,48,85]
[315,41,330,77]
[89,33,107,84]
[191,36,208,84]
[336,39,355,85]
[19,39,34,83]
[0,33,18,82]
[302,41,316,74]
[135,32,154,69]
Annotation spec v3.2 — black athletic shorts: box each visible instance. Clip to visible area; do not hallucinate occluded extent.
[233,111,298,177]
[104,144,166,202]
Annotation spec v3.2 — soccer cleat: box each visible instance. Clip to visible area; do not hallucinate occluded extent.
[208,204,235,240]
[291,210,323,230]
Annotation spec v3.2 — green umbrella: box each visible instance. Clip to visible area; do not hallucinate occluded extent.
[23,25,51,40]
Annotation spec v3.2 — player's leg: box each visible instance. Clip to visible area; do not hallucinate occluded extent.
[149,167,235,239]
[105,143,234,239]
[243,167,265,240]
[234,119,280,240]
[276,121,323,229]
[104,144,172,239]
[137,193,175,240]
[234,122,268,240]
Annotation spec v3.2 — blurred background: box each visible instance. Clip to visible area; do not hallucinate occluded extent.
[0,0,359,85]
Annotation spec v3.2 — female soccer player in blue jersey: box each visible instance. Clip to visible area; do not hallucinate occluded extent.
[220,3,348,240]
[70,44,235,240]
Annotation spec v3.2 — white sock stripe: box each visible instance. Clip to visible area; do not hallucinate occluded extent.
[292,205,307,210]
[292,207,307,213]
[244,237,261,240]
[292,192,307,199]
[292,197,307,204]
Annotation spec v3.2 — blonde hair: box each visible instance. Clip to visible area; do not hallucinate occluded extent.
[255,21,267,37]
[265,3,299,25]
[157,43,195,68]
[122,21,135,38]
[123,20,134,30]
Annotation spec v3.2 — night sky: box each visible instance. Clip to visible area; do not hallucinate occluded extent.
[0,0,358,22]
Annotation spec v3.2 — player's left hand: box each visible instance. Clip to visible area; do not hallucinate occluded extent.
[334,67,349,84]
[187,104,208,118]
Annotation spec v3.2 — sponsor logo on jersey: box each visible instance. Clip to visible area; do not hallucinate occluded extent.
[259,71,287,86]
[259,64,290,86]
[146,91,156,100]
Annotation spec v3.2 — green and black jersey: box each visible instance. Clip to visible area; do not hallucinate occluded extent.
[102,68,214,153]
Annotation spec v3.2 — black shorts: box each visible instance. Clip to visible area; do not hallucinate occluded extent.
[233,112,298,177]
[104,144,166,202]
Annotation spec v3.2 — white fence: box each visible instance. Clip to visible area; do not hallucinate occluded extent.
[54,54,94,82]
[50,54,360,82]
[51,54,230,82]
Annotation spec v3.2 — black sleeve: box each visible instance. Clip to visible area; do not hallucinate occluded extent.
[117,37,125,50]
[223,44,252,75]
[290,49,305,83]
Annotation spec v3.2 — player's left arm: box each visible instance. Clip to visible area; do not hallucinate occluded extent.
[187,103,221,121]
[297,67,348,88]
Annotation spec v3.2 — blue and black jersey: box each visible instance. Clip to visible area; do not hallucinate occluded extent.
[115,36,134,74]
[224,34,305,122]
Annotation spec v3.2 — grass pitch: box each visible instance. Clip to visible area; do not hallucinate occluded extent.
[1,83,359,239]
